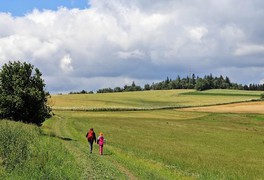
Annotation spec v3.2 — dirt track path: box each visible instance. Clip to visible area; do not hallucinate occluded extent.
[180,101,264,114]
[49,113,137,179]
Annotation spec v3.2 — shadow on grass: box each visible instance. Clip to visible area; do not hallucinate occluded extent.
[88,151,113,156]
[41,132,76,141]
[58,136,75,141]
[90,153,112,156]
[101,153,112,156]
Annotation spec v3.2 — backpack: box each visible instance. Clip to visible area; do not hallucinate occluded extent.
[87,131,94,141]
[98,136,104,146]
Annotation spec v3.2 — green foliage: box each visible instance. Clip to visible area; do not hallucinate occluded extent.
[0,61,52,125]
[261,93,264,99]
[195,78,210,91]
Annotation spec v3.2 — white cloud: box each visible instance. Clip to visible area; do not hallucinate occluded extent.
[60,54,73,73]
[220,24,245,41]
[26,9,57,27]
[117,50,146,60]
[234,44,264,56]
[186,26,208,42]
[1,0,264,92]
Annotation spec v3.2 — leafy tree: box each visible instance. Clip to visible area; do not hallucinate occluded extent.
[124,82,142,91]
[144,84,151,90]
[0,61,52,125]
[97,88,113,93]
[114,87,122,92]
[195,78,211,91]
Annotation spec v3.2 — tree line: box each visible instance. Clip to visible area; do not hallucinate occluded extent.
[90,74,264,94]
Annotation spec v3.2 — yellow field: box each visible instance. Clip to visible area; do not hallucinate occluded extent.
[181,101,264,114]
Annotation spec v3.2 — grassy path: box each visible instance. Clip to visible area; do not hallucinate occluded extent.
[43,113,137,179]
[43,111,204,179]
[51,115,93,179]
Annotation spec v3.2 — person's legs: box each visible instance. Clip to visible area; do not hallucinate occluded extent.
[89,141,93,153]
[99,145,103,155]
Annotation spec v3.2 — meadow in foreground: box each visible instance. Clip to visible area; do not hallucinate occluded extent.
[42,109,264,179]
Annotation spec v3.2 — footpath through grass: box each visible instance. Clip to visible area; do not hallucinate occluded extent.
[42,113,135,179]
[41,110,264,179]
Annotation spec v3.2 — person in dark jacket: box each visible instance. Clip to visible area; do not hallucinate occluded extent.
[86,128,96,153]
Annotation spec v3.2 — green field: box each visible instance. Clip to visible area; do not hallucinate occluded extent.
[41,110,264,179]
[50,89,262,110]
[1,89,264,179]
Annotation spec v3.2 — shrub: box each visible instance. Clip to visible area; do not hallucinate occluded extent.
[0,61,52,125]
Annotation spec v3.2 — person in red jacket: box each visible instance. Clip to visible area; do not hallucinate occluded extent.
[86,128,96,153]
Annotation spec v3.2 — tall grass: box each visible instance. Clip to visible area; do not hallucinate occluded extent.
[0,120,81,179]
[0,120,37,171]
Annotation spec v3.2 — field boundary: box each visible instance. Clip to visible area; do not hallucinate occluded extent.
[180,91,261,97]
[52,98,262,112]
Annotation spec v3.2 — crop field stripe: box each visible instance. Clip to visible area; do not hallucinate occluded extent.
[180,92,260,97]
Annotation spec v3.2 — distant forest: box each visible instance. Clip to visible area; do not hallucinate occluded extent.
[69,74,264,94]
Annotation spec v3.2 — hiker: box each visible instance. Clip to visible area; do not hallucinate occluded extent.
[97,132,105,155]
[86,128,96,153]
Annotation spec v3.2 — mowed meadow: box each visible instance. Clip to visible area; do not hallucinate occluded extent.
[1,89,264,179]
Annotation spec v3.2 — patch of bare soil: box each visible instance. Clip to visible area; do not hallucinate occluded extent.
[180,101,264,114]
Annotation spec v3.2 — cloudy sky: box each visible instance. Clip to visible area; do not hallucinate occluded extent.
[0,0,264,93]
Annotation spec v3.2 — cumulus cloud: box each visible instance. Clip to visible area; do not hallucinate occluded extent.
[0,0,264,93]
[60,54,73,73]
[234,44,264,56]
[186,26,208,42]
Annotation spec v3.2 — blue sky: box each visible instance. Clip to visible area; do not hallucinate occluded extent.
[0,0,88,16]
[0,0,264,93]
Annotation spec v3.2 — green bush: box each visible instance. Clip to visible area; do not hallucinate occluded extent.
[260,93,264,99]
[0,61,52,125]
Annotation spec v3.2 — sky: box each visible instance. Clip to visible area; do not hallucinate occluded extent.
[0,0,264,93]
